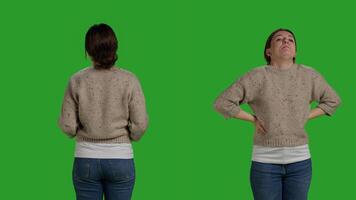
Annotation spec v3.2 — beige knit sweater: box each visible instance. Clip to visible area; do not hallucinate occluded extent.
[214,64,341,147]
[58,66,148,143]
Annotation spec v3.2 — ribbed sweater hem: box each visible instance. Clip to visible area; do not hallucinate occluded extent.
[254,137,308,147]
[76,135,131,144]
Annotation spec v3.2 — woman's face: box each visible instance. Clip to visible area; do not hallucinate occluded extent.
[266,31,296,62]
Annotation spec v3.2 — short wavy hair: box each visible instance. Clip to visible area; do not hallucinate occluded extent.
[85,23,118,69]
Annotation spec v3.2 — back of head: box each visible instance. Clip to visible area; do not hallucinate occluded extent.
[85,23,118,70]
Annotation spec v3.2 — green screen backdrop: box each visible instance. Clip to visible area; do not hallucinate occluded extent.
[0,0,353,199]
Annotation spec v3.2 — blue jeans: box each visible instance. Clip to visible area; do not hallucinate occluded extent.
[250,158,312,200]
[72,158,135,200]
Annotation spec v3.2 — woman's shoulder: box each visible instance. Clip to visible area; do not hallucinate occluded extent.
[297,64,322,78]
[115,67,141,82]
[115,67,136,77]
[250,65,268,74]
[234,65,267,84]
[242,65,268,78]
[67,66,140,86]
[74,66,137,78]
[67,66,92,83]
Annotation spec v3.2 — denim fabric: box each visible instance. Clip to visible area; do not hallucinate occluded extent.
[72,158,135,200]
[250,158,312,200]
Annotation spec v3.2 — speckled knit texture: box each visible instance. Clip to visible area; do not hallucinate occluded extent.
[58,66,148,143]
[214,64,341,147]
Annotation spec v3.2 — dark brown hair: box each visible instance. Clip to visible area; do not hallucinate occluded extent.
[85,23,118,69]
[264,28,297,65]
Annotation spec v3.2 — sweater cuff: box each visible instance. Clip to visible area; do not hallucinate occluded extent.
[223,106,241,119]
[317,104,335,116]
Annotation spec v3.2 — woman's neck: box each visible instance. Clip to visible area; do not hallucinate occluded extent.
[270,59,294,70]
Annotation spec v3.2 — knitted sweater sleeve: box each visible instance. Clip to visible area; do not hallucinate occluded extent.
[311,70,341,116]
[58,76,80,138]
[214,71,257,119]
[128,76,148,141]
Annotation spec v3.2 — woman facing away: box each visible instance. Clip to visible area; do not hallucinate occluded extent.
[58,23,148,200]
[214,28,341,200]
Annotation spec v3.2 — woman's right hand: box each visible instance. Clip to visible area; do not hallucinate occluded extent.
[253,115,267,134]
[232,110,267,134]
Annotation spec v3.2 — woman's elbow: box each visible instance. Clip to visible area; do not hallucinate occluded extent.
[129,122,148,141]
[213,98,225,114]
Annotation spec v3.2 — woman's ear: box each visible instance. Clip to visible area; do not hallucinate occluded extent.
[266,49,271,56]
